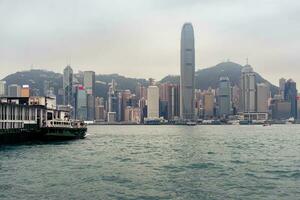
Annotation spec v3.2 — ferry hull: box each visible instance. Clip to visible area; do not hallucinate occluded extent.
[41,127,87,140]
[0,129,41,144]
[0,127,87,145]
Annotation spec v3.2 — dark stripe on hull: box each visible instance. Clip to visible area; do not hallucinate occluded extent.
[41,127,87,140]
[0,127,87,145]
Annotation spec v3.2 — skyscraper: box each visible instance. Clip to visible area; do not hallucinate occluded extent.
[279,78,286,99]
[256,83,270,113]
[83,71,95,95]
[75,85,87,121]
[180,23,195,120]
[231,85,240,114]
[218,77,231,116]
[0,81,6,97]
[8,84,21,97]
[284,79,297,119]
[240,64,256,112]
[84,71,96,121]
[147,86,159,119]
[171,84,180,119]
[203,90,215,119]
[63,65,73,106]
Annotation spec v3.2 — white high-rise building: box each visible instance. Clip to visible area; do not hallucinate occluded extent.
[256,83,270,113]
[240,64,256,112]
[0,81,6,96]
[147,86,159,119]
[180,23,195,120]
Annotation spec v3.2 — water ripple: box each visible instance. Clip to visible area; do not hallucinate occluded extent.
[1,125,300,199]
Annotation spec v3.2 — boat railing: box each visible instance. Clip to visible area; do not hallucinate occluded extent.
[45,119,72,128]
[71,120,87,128]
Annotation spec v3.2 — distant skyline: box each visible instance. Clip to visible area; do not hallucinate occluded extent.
[1,0,300,85]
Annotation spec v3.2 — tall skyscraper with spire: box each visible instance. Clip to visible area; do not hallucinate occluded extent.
[240,64,256,112]
[63,65,73,106]
[180,23,195,120]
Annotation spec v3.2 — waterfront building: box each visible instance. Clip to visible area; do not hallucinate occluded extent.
[297,95,300,121]
[218,77,231,117]
[116,92,122,121]
[21,85,30,97]
[231,85,240,114]
[159,83,172,120]
[171,84,180,119]
[107,80,119,121]
[83,71,96,121]
[84,71,95,120]
[43,80,55,97]
[95,97,105,122]
[240,64,256,112]
[107,112,116,123]
[95,105,105,122]
[159,100,168,120]
[136,83,147,100]
[180,23,195,120]
[203,90,215,119]
[139,97,147,122]
[284,79,298,119]
[63,65,73,106]
[159,83,180,120]
[83,71,95,95]
[75,85,87,121]
[0,81,6,97]
[256,83,270,113]
[124,107,141,124]
[271,100,291,120]
[279,78,286,100]
[56,88,64,105]
[8,84,21,97]
[132,107,141,124]
[87,95,95,121]
[121,90,132,121]
[147,86,159,119]
[124,106,132,122]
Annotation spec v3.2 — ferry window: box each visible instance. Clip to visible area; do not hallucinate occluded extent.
[47,112,53,120]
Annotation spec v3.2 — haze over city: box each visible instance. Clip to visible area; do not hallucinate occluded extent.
[1,0,300,84]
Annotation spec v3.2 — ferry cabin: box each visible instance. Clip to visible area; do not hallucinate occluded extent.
[0,97,71,130]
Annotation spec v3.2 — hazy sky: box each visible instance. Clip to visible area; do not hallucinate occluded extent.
[1,0,300,85]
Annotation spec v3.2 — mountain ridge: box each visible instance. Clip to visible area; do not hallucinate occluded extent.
[2,62,278,98]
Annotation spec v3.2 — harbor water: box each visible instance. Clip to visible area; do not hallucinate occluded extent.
[1,125,300,199]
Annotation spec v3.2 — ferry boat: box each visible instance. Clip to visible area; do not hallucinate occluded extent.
[186,121,197,126]
[0,96,87,144]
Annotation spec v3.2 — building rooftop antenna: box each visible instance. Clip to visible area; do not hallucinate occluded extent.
[66,56,72,66]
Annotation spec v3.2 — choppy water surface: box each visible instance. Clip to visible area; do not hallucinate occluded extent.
[1,125,300,200]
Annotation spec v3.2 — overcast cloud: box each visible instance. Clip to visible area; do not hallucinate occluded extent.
[0,0,300,85]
